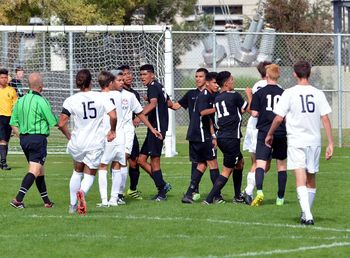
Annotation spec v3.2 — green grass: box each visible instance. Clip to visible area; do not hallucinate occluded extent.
[1,132,350,257]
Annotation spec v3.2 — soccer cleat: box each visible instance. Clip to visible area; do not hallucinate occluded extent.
[69,204,77,214]
[126,189,143,200]
[233,193,245,204]
[251,192,264,207]
[96,203,109,208]
[276,197,284,206]
[10,199,25,209]
[192,192,201,201]
[154,194,167,202]
[181,195,193,204]
[117,196,126,205]
[213,195,226,204]
[164,183,172,193]
[44,202,54,208]
[108,197,119,207]
[243,192,253,205]
[300,212,306,224]
[304,220,314,226]
[202,200,211,205]
[76,190,87,215]
[1,163,11,170]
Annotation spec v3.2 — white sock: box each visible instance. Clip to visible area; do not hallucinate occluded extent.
[119,167,128,195]
[111,169,121,199]
[69,171,83,206]
[307,188,316,209]
[244,171,255,196]
[98,170,108,204]
[297,186,313,221]
[80,174,95,195]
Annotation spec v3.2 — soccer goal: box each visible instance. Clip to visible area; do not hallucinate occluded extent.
[0,25,176,157]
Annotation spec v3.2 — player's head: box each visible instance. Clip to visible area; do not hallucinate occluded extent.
[117,65,133,87]
[205,72,219,93]
[257,61,272,79]
[293,60,311,79]
[216,71,234,91]
[76,69,92,90]
[0,68,9,87]
[140,64,155,86]
[28,72,44,92]
[15,66,24,80]
[98,71,115,90]
[265,64,280,82]
[195,68,209,89]
[111,69,124,91]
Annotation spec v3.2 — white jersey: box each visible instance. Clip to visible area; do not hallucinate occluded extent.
[63,91,115,151]
[246,79,267,129]
[273,84,331,147]
[120,89,143,133]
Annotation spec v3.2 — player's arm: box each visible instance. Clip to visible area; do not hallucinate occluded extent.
[58,113,71,140]
[135,112,163,140]
[9,102,19,137]
[244,87,253,113]
[41,99,58,127]
[209,119,217,149]
[106,109,117,142]
[172,102,182,110]
[265,115,284,147]
[200,107,215,116]
[321,114,334,160]
[142,98,157,115]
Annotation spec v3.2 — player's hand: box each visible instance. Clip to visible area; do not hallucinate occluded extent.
[265,134,273,148]
[325,143,333,160]
[133,117,141,127]
[152,129,163,140]
[107,130,116,142]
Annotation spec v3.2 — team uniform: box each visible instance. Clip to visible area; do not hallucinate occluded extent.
[273,85,332,172]
[9,78,25,97]
[0,85,17,142]
[62,91,115,169]
[243,79,267,153]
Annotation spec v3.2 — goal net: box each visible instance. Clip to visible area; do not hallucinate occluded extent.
[0,25,176,156]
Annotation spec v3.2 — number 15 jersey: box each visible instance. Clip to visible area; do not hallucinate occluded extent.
[62,91,115,151]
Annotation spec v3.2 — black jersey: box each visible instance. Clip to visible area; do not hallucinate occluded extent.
[250,84,286,136]
[178,88,201,119]
[214,91,248,139]
[146,80,169,134]
[125,86,141,119]
[187,89,216,142]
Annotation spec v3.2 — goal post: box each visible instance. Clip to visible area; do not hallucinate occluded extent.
[0,25,176,156]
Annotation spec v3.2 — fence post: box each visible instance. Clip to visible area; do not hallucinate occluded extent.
[212,30,216,71]
[69,32,74,97]
[336,33,343,147]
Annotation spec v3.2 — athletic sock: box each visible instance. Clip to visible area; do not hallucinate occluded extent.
[307,188,316,209]
[297,186,313,221]
[232,168,243,198]
[119,167,128,195]
[98,170,108,204]
[255,167,265,191]
[80,174,95,195]
[191,162,199,192]
[35,175,51,204]
[0,144,6,163]
[111,169,121,199]
[277,170,287,198]
[152,170,166,189]
[69,171,83,206]
[185,169,203,197]
[129,165,140,191]
[210,168,220,185]
[244,171,255,196]
[206,175,228,203]
[16,172,36,202]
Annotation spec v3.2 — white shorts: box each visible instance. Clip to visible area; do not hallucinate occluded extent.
[243,127,258,153]
[67,143,104,169]
[124,130,135,155]
[100,142,126,166]
[287,146,321,173]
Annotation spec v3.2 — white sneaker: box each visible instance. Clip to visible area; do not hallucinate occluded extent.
[96,202,110,208]
[68,204,77,214]
[108,197,118,206]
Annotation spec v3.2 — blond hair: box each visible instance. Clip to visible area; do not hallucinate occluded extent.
[266,64,280,81]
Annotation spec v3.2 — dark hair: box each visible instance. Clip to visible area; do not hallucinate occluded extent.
[294,60,311,79]
[0,68,9,75]
[216,71,231,87]
[117,65,130,71]
[257,61,272,78]
[76,69,92,89]
[15,66,24,73]
[140,64,154,73]
[98,71,115,89]
[205,72,217,81]
[196,68,209,75]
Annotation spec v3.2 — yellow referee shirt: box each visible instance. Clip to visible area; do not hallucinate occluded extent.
[0,85,18,116]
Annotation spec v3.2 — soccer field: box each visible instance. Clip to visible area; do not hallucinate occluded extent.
[1,137,350,257]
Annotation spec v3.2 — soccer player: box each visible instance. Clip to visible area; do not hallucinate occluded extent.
[0,68,17,170]
[9,66,25,97]
[203,71,250,204]
[181,72,223,204]
[242,61,272,204]
[266,60,333,225]
[172,68,208,200]
[9,73,56,209]
[250,64,287,207]
[58,69,117,215]
[138,64,172,201]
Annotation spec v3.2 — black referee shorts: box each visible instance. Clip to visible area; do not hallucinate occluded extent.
[217,138,243,168]
[20,134,48,165]
[129,134,140,160]
[140,131,165,157]
[0,116,12,142]
[189,141,217,163]
[256,131,287,161]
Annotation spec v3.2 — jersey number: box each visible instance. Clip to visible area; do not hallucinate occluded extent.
[82,101,97,119]
[215,101,230,118]
[266,95,280,111]
[300,94,315,113]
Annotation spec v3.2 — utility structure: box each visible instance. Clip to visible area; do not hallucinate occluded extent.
[333,0,350,33]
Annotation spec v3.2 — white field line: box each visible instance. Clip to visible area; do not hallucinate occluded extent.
[1,214,350,233]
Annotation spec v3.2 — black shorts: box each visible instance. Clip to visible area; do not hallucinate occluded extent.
[256,131,287,161]
[20,134,47,165]
[0,116,12,142]
[129,134,140,160]
[189,141,216,163]
[217,138,243,168]
[140,131,165,157]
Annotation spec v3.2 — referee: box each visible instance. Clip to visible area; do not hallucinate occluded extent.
[9,73,57,209]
